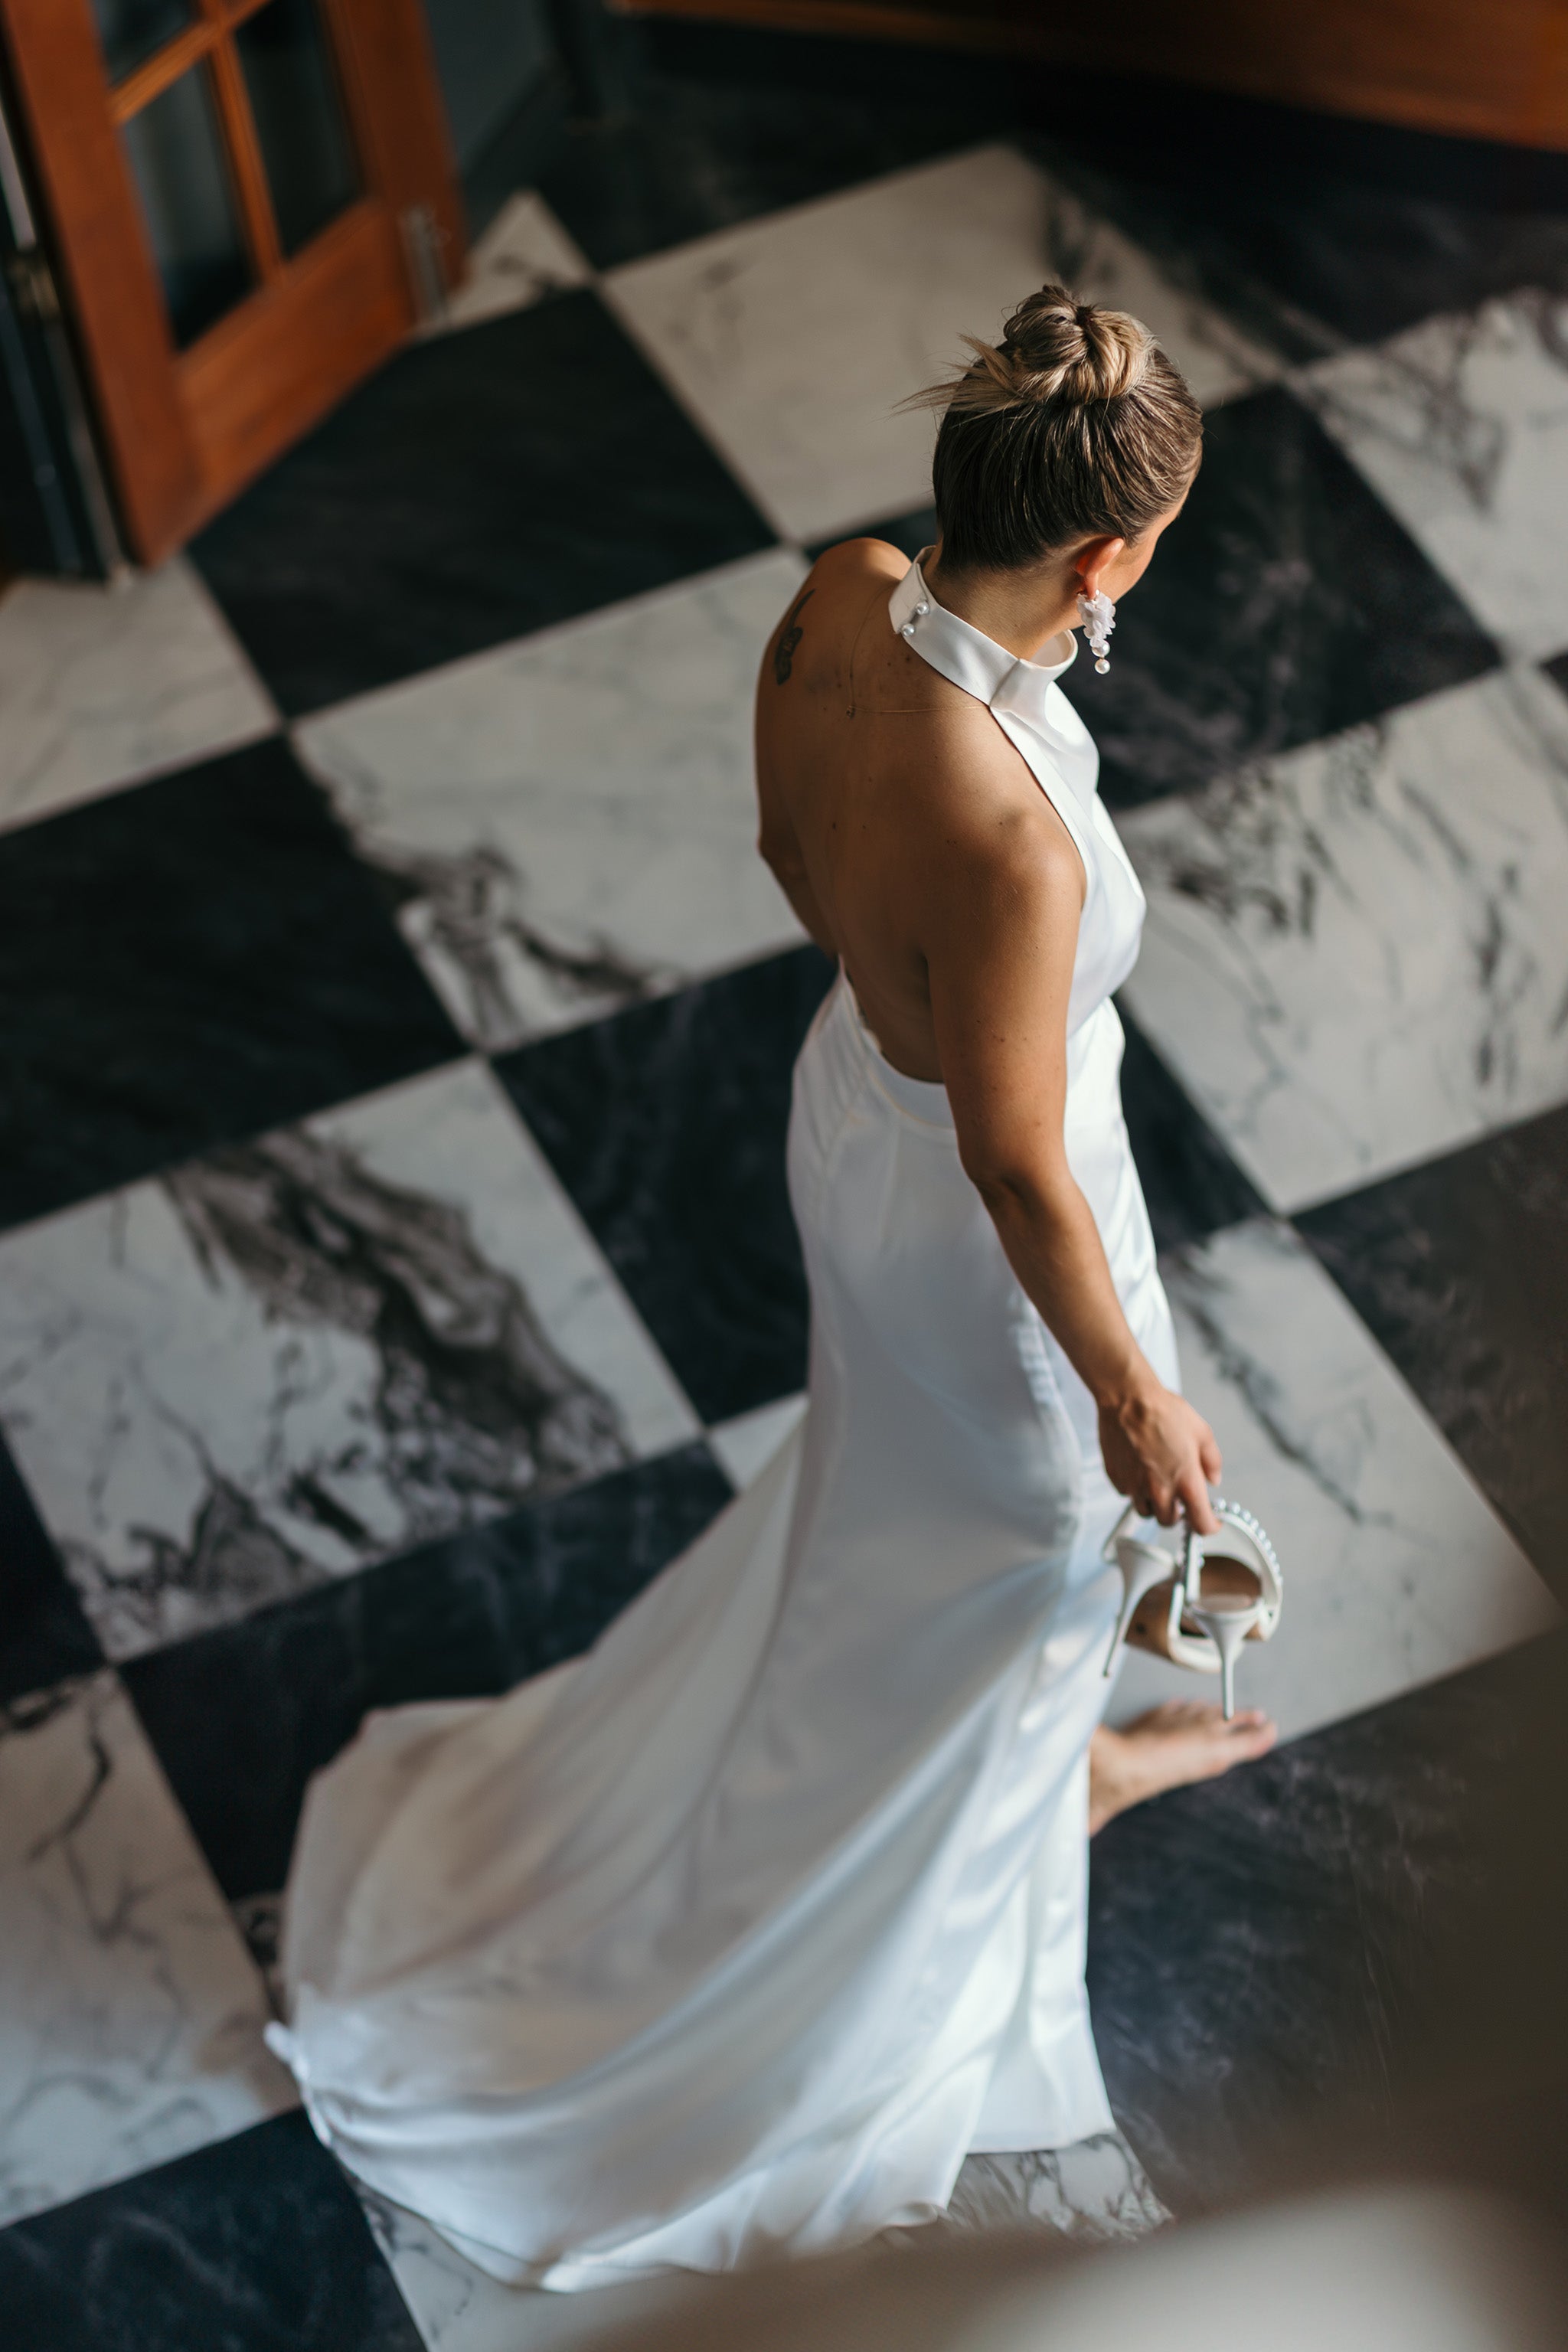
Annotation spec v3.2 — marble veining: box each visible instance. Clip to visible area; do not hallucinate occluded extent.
[1107,1218,1558,1744]
[1050,143,1568,356]
[537,49,998,273]
[495,945,835,1426]
[604,142,1281,544]
[1302,292,1568,661]
[0,1672,293,2228]
[0,1430,102,1708]
[0,560,276,838]
[1117,665,1568,1210]
[123,1442,734,1904]
[1297,1100,1568,1592]
[941,2135,1170,2245]
[359,2187,707,2351]
[0,2107,423,2350]
[1116,1004,1266,1252]
[433,193,593,336]
[295,551,807,1050]
[0,734,466,1235]
[1061,384,1499,809]
[1030,146,1349,372]
[358,2128,1165,2351]
[0,1061,696,1658]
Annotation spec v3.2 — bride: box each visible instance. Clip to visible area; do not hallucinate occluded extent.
[266,284,1276,2288]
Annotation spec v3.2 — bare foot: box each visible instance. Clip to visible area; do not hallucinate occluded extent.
[1088,1703,1277,1834]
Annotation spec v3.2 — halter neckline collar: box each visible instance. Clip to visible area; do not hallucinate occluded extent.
[888,554,1079,718]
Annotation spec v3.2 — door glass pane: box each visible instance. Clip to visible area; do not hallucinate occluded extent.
[234,0,359,260]
[91,0,192,85]
[120,65,251,348]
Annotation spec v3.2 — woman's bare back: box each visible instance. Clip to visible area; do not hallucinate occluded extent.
[754,540,1083,1083]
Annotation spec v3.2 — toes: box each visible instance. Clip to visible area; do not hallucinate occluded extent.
[1228,1717,1277,1756]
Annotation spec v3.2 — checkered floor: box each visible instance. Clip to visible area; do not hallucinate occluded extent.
[2,37,1567,2350]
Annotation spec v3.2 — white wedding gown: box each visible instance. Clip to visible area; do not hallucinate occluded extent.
[266,556,1180,2289]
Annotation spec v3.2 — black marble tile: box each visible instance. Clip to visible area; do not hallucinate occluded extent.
[1295,1103,1568,1596]
[496,946,835,1426]
[1060,384,1500,808]
[0,2111,420,2352]
[0,1432,101,1705]
[541,24,1001,270]
[557,15,1568,340]
[565,18,1568,343]
[190,290,776,717]
[805,504,938,566]
[123,1440,731,1901]
[1038,136,1568,360]
[0,738,462,1231]
[1090,1637,1561,2215]
[1116,1002,1266,1252]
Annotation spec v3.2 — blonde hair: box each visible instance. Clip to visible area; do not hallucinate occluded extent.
[908,283,1202,573]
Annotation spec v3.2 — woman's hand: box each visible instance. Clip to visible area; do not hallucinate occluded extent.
[1098,1382,1221,1532]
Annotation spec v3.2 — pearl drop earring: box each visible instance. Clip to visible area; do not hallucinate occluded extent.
[1076,589,1116,675]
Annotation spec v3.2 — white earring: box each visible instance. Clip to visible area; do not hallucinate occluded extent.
[1076,589,1116,675]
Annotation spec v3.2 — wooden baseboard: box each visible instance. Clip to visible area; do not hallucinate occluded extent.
[611,0,1568,152]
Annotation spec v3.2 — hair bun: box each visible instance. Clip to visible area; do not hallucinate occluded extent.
[1004,283,1153,402]
[910,278,1201,576]
[911,281,1155,418]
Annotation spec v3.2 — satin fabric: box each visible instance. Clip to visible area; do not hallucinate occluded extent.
[265,558,1179,2290]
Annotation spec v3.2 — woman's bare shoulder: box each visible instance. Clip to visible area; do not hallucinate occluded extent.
[761,539,916,696]
[808,535,916,584]
[913,711,1088,906]
[788,537,916,622]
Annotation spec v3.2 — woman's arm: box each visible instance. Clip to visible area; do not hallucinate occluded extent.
[755,720,840,958]
[924,786,1220,1531]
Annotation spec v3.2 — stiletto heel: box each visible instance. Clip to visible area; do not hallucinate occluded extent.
[1102,1504,1181,1677]
[1102,1498,1284,1713]
[1184,1592,1262,1718]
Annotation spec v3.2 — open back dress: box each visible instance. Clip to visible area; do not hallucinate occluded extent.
[265,554,1180,2288]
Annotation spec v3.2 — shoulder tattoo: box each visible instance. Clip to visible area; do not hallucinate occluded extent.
[773,589,815,684]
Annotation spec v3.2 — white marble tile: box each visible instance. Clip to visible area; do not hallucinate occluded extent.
[1117,665,1568,1213]
[603,143,1281,544]
[293,550,807,1050]
[0,1062,697,1659]
[430,193,593,338]
[0,1671,294,2226]
[1106,1220,1559,1745]
[1301,292,1568,661]
[944,2135,1168,2244]
[360,2187,716,2351]
[707,1391,807,1490]
[0,558,277,835]
[362,2129,1161,2350]
[358,2125,1160,2352]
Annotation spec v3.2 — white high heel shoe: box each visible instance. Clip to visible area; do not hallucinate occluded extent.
[1102,1500,1283,1719]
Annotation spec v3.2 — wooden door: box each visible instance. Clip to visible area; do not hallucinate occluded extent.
[0,0,464,562]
